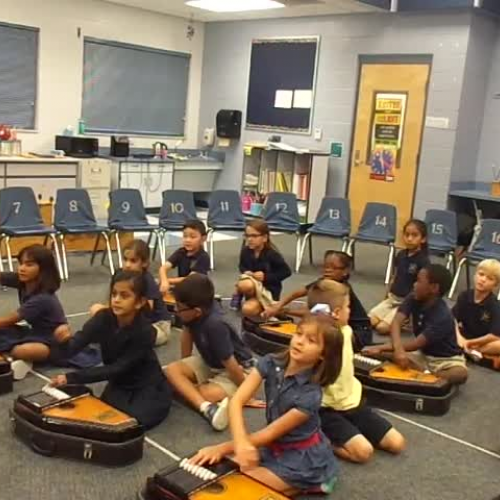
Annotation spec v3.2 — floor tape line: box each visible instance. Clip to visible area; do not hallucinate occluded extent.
[380,409,500,460]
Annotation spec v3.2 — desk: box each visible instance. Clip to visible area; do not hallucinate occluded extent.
[449,182,500,220]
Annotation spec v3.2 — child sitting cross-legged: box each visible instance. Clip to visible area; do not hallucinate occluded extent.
[453,259,500,356]
[164,274,254,431]
[365,264,468,385]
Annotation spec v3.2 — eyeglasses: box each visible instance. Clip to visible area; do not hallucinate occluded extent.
[245,232,263,239]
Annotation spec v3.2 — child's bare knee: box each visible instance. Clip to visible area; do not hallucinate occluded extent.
[237,279,255,296]
[242,300,262,317]
[380,429,406,454]
[344,437,374,463]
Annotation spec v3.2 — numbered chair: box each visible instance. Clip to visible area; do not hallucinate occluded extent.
[0,187,63,276]
[54,189,114,280]
[449,219,500,299]
[347,202,397,284]
[207,190,246,270]
[296,197,351,272]
[425,209,458,271]
[108,189,161,268]
[262,192,302,272]
[158,190,199,264]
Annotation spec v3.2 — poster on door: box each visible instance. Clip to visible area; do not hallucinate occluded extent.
[369,93,406,182]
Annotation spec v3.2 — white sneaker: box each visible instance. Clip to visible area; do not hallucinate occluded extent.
[11,360,33,381]
[204,397,229,431]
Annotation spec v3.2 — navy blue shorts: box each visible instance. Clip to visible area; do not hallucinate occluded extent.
[320,403,392,447]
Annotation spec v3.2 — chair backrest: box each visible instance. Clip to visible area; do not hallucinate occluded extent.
[108,189,149,227]
[207,190,245,228]
[311,197,351,236]
[469,219,500,259]
[54,189,97,229]
[262,192,300,232]
[0,187,44,228]
[425,209,457,250]
[159,190,198,229]
[357,202,397,242]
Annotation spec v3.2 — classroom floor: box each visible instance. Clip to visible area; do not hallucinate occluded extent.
[0,235,498,500]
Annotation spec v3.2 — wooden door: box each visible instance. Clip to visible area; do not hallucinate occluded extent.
[348,63,430,240]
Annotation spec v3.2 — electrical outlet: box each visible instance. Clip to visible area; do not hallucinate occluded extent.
[314,127,322,141]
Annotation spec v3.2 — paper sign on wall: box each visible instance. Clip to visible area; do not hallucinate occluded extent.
[369,93,407,182]
[293,90,313,109]
[274,90,293,109]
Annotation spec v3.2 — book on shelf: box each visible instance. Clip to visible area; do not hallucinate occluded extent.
[293,174,310,200]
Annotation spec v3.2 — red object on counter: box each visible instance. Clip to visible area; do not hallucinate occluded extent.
[0,125,11,141]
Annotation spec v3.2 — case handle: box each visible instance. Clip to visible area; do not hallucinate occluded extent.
[30,435,56,457]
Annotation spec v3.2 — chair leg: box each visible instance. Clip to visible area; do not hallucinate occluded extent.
[296,233,310,273]
[445,251,453,271]
[449,257,467,299]
[49,234,64,281]
[90,233,101,266]
[159,231,166,266]
[384,244,396,285]
[207,229,215,271]
[102,232,115,276]
[59,234,69,281]
[147,232,153,247]
[465,259,471,290]
[0,236,4,273]
[6,237,13,272]
[308,234,313,265]
[341,238,349,254]
[294,233,303,273]
[115,232,123,269]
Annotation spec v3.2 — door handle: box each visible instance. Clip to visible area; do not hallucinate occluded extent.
[354,150,361,167]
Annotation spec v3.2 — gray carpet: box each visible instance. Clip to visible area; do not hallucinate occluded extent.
[0,235,498,500]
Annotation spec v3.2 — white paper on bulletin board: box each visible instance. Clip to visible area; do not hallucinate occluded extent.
[274,90,293,109]
[293,90,313,109]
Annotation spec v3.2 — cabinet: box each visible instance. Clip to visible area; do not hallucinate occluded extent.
[241,145,329,223]
[2,161,78,201]
[78,159,112,220]
[119,162,174,210]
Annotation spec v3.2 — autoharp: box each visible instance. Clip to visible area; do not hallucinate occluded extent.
[142,457,290,500]
[12,385,144,465]
[242,316,295,355]
[354,353,456,416]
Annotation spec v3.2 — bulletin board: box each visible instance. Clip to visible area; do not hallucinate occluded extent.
[245,37,319,134]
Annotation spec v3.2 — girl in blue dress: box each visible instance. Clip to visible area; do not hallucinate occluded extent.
[190,314,343,496]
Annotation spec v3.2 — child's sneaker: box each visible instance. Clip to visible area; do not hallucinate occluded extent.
[230,293,243,311]
[203,397,229,431]
[11,360,33,381]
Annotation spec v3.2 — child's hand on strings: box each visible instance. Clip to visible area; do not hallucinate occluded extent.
[53,324,72,344]
[189,444,225,466]
[50,374,67,387]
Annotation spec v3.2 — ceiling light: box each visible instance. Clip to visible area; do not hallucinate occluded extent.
[185,0,285,13]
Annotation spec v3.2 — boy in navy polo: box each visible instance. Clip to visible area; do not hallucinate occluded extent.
[159,220,210,293]
[365,264,468,385]
[454,259,500,356]
[164,274,253,431]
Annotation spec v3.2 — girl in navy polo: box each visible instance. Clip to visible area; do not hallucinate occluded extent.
[0,244,70,380]
[51,270,172,430]
[190,315,343,496]
[370,219,429,335]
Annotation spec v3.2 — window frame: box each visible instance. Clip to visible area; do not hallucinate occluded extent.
[0,21,39,132]
[81,37,191,138]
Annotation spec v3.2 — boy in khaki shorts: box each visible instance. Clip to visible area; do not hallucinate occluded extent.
[365,264,468,385]
[164,274,254,431]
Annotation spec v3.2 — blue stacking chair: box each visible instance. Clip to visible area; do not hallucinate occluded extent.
[347,202,397,284]
[54,189,114,280]
[449,219,500,299]
[0,187,63,276]
[207,190,246,270]
[158,190,200,264]
[425,209,457,271]
[262,192,302,272]
[108,189,161,268]
[296,197,351,272]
